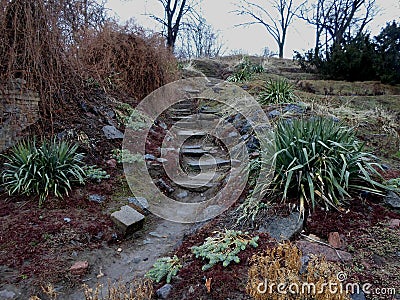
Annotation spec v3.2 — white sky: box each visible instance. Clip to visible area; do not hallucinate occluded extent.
[105,0,400,58]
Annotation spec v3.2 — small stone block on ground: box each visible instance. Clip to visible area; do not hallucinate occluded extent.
[111,205,145,236]
[70,261,89,275]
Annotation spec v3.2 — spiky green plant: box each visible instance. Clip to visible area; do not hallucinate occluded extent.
[145,255,182,283]
[191,230,259,271]
[270,117,385,212]
[258,78,295,105]
[1,138,85,206]
[227,56,264,82]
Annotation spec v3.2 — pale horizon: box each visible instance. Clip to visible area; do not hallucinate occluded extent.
[105,0,400,58]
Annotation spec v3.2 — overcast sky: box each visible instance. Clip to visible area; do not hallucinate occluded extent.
[105,0,400,58]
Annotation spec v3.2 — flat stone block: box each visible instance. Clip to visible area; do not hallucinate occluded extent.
[111,205,145,236]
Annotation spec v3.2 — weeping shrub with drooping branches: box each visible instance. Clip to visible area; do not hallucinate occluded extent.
[0,0,178,126]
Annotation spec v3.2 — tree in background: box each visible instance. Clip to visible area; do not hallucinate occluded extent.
[176,16,224,58]
[298,0,377,56]
[374,21,400,84]
[233,0,302,58]
[295,21,400,84]
[147,0,197,50]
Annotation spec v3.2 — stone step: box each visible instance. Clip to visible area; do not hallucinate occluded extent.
[186,157,231,169]
[180,147,217,156]
[177,130,206,137]
[171,115,194,121]
[110,205,145,236]
[174,172,218,190]
[170,108,193,115]
[199,108,220,115]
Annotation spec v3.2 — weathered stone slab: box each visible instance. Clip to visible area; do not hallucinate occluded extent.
[102,125,124,139]
[296,240,352,262]
[111,205,145,236]
[385,191,400,209]
[258,211,304,241]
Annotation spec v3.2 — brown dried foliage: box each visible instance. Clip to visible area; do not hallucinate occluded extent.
[83,278,153,300]
[77,22,178,103]
[0,0,177,126]
[247,242,349,300]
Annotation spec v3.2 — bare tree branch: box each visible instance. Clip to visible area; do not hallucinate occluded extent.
[232,0,302,58]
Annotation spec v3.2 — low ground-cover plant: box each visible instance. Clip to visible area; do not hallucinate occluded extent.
[145,255,182,283]
[84,165,110,182]
[270,117,385,212]
[191,229,259,270]
[258,78,295,105]
[1,138,85,206]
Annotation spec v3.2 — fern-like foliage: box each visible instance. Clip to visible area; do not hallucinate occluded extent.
[191,229,259,270]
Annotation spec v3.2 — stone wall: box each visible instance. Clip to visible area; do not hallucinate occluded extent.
[0,81,40,151]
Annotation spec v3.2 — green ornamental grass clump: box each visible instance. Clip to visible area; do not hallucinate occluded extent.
[1,138,86,206]
[258,78,295,105]
[271,117,385,211]
[227,56,264,82]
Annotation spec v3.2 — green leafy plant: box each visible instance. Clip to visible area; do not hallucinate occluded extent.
[227,56,264,82]
[1,138,85,206]
[145,255,182,283]
[83,165,110,182]
[270,117,385,212]
[258,78,295,105]
[111,149,142,164]
[191,230,259,270]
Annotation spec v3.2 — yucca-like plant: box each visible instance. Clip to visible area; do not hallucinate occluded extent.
[270,117,385,212]
[1,138,86,206]
[227,56,264,82]
[258,78,295,105]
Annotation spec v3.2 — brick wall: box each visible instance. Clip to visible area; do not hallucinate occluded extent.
[0,81,40,151]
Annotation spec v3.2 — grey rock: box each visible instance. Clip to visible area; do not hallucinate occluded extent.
[240,122,253,135]
[296,241,352,262]
[0,290,16,299]
[258,211,304,241]
[351,290,366,300]
[128,197,150,211]
[144,154,156,161]
[268,110,281,118]
[246,135,260,151]
[176,191,188,199]
[156,284,173,299]
[88,194,106,203]
[143,238,154,245]
[385,191,400,209]
[102,125,124,139]
[299,255,310,274]
[158,179,175,193]
[157,158,168,163]
[228,131,239,138]
[149,232,167,238]
[111,205,145,236]
[284,103,306,114]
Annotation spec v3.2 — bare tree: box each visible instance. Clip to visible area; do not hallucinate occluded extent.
[234,0,302,58]
[177,16,224,58]
[299,0,377,55]
[147,0,198,50]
